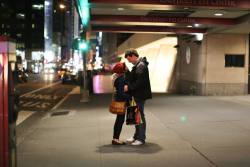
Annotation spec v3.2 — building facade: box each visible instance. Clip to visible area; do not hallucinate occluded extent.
[0,0,77,72]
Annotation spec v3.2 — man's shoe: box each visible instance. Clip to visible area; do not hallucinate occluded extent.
[131,140,144,146]
[126,137,135,143]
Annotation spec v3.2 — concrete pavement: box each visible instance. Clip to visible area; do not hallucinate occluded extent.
[17,92,250,167]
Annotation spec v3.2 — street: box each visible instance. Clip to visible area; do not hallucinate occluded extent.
[16,73,76,112]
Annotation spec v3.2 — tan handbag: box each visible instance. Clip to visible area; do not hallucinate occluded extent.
[109,101,126,114]
[109,86,126,114]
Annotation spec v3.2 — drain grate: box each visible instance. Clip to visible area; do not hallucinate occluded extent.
[51,111,70,117]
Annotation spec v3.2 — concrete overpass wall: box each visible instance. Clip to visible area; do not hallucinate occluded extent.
[205,34,249,95]
[118,34,178,93]
[118,34,166,55]
[177,34,249,95]
[118,33,249,95]
[176,36,205,95]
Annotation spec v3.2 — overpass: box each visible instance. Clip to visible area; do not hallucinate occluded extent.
[74,0,250,95]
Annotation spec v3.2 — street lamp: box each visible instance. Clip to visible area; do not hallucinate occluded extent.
[72,36,90,102]
[75,0,90,102]
[59,3,66,62]
[59,3,65,9]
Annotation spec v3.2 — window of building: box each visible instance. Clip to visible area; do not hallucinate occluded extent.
[32,4,44,10]
[17,33,22,37]
[16,13,25,19]
[32,14,35,19]
[3,32,9,36]
[225,54,245,67]
[16,43,25,49]
[1,13,10,19]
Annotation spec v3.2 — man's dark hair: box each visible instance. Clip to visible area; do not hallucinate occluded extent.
[124,48,139,58]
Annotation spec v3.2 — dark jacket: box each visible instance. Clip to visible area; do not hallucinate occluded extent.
[126,57,152,101]
[114,75,130,102]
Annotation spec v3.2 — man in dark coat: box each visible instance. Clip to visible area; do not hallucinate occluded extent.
[124,48,152,145]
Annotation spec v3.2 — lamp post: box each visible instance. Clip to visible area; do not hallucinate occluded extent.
[75,0,90,102]
[79,32,90,102]
[59,3,65,62]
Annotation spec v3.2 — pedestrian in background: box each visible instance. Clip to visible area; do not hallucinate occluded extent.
[124,48,152,146]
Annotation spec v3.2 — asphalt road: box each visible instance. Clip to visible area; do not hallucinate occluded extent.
[16,73,76,111]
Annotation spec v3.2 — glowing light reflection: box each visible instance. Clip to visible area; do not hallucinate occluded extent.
[44,74,54,81]
[93,75,113,94]
[180,116,187,123]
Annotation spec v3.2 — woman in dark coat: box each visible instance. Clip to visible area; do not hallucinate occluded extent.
[111,62,130,145]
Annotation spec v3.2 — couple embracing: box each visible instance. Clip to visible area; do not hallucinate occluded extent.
[111,48,152,146]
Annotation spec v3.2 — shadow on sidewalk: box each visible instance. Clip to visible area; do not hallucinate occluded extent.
[96,142,162,154]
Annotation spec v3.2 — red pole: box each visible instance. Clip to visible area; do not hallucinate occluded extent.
[0,53,4,167]
[3,53,9,167]
[0,52,9,167]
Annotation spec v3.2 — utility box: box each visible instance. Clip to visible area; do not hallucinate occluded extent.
[0,36,18,167]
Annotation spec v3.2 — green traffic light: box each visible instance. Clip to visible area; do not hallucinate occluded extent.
[78,40,88,51]
[72,38,89,51]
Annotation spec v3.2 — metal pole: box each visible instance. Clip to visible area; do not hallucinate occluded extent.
[80,36,89,102]
[60,6,65,61]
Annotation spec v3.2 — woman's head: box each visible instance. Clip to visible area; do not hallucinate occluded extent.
[112,62,126,74]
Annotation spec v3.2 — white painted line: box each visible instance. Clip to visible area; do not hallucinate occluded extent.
[17,81,61,125]
[16,111,34,125]
[51,86,79,111]
[70,86,80,94]
[50,94,70,111]
[20,81,61,98]
[17,85,78,124]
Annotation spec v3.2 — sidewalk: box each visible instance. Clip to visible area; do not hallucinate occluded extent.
[17,92,250,167]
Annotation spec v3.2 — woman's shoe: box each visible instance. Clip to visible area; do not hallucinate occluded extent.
[112,139,126,145]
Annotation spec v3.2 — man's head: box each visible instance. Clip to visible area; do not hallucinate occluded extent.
[124,48,139,65]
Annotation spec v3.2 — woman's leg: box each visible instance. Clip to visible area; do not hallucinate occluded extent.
[113,114,125,139]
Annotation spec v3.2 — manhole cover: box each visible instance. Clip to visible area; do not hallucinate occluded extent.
[51,111,70,116]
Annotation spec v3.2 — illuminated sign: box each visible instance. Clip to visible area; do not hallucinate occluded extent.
[159,0,237,7]
[139,16,234,25]
[91,0,249,9]
[76,0,90,27]
[0,54,2,76]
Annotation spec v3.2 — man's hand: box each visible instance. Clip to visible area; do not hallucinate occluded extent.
[124,85,128,92]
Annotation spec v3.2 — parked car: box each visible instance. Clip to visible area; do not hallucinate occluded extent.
[61,69,77,84]
[57,68,67,79]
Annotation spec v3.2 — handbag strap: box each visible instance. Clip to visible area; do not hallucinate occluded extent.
[131,96,136,106]
[112,87,116,100]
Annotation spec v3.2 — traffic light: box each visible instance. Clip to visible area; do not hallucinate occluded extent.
[78,39,89,51]
[72,38,89,52]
